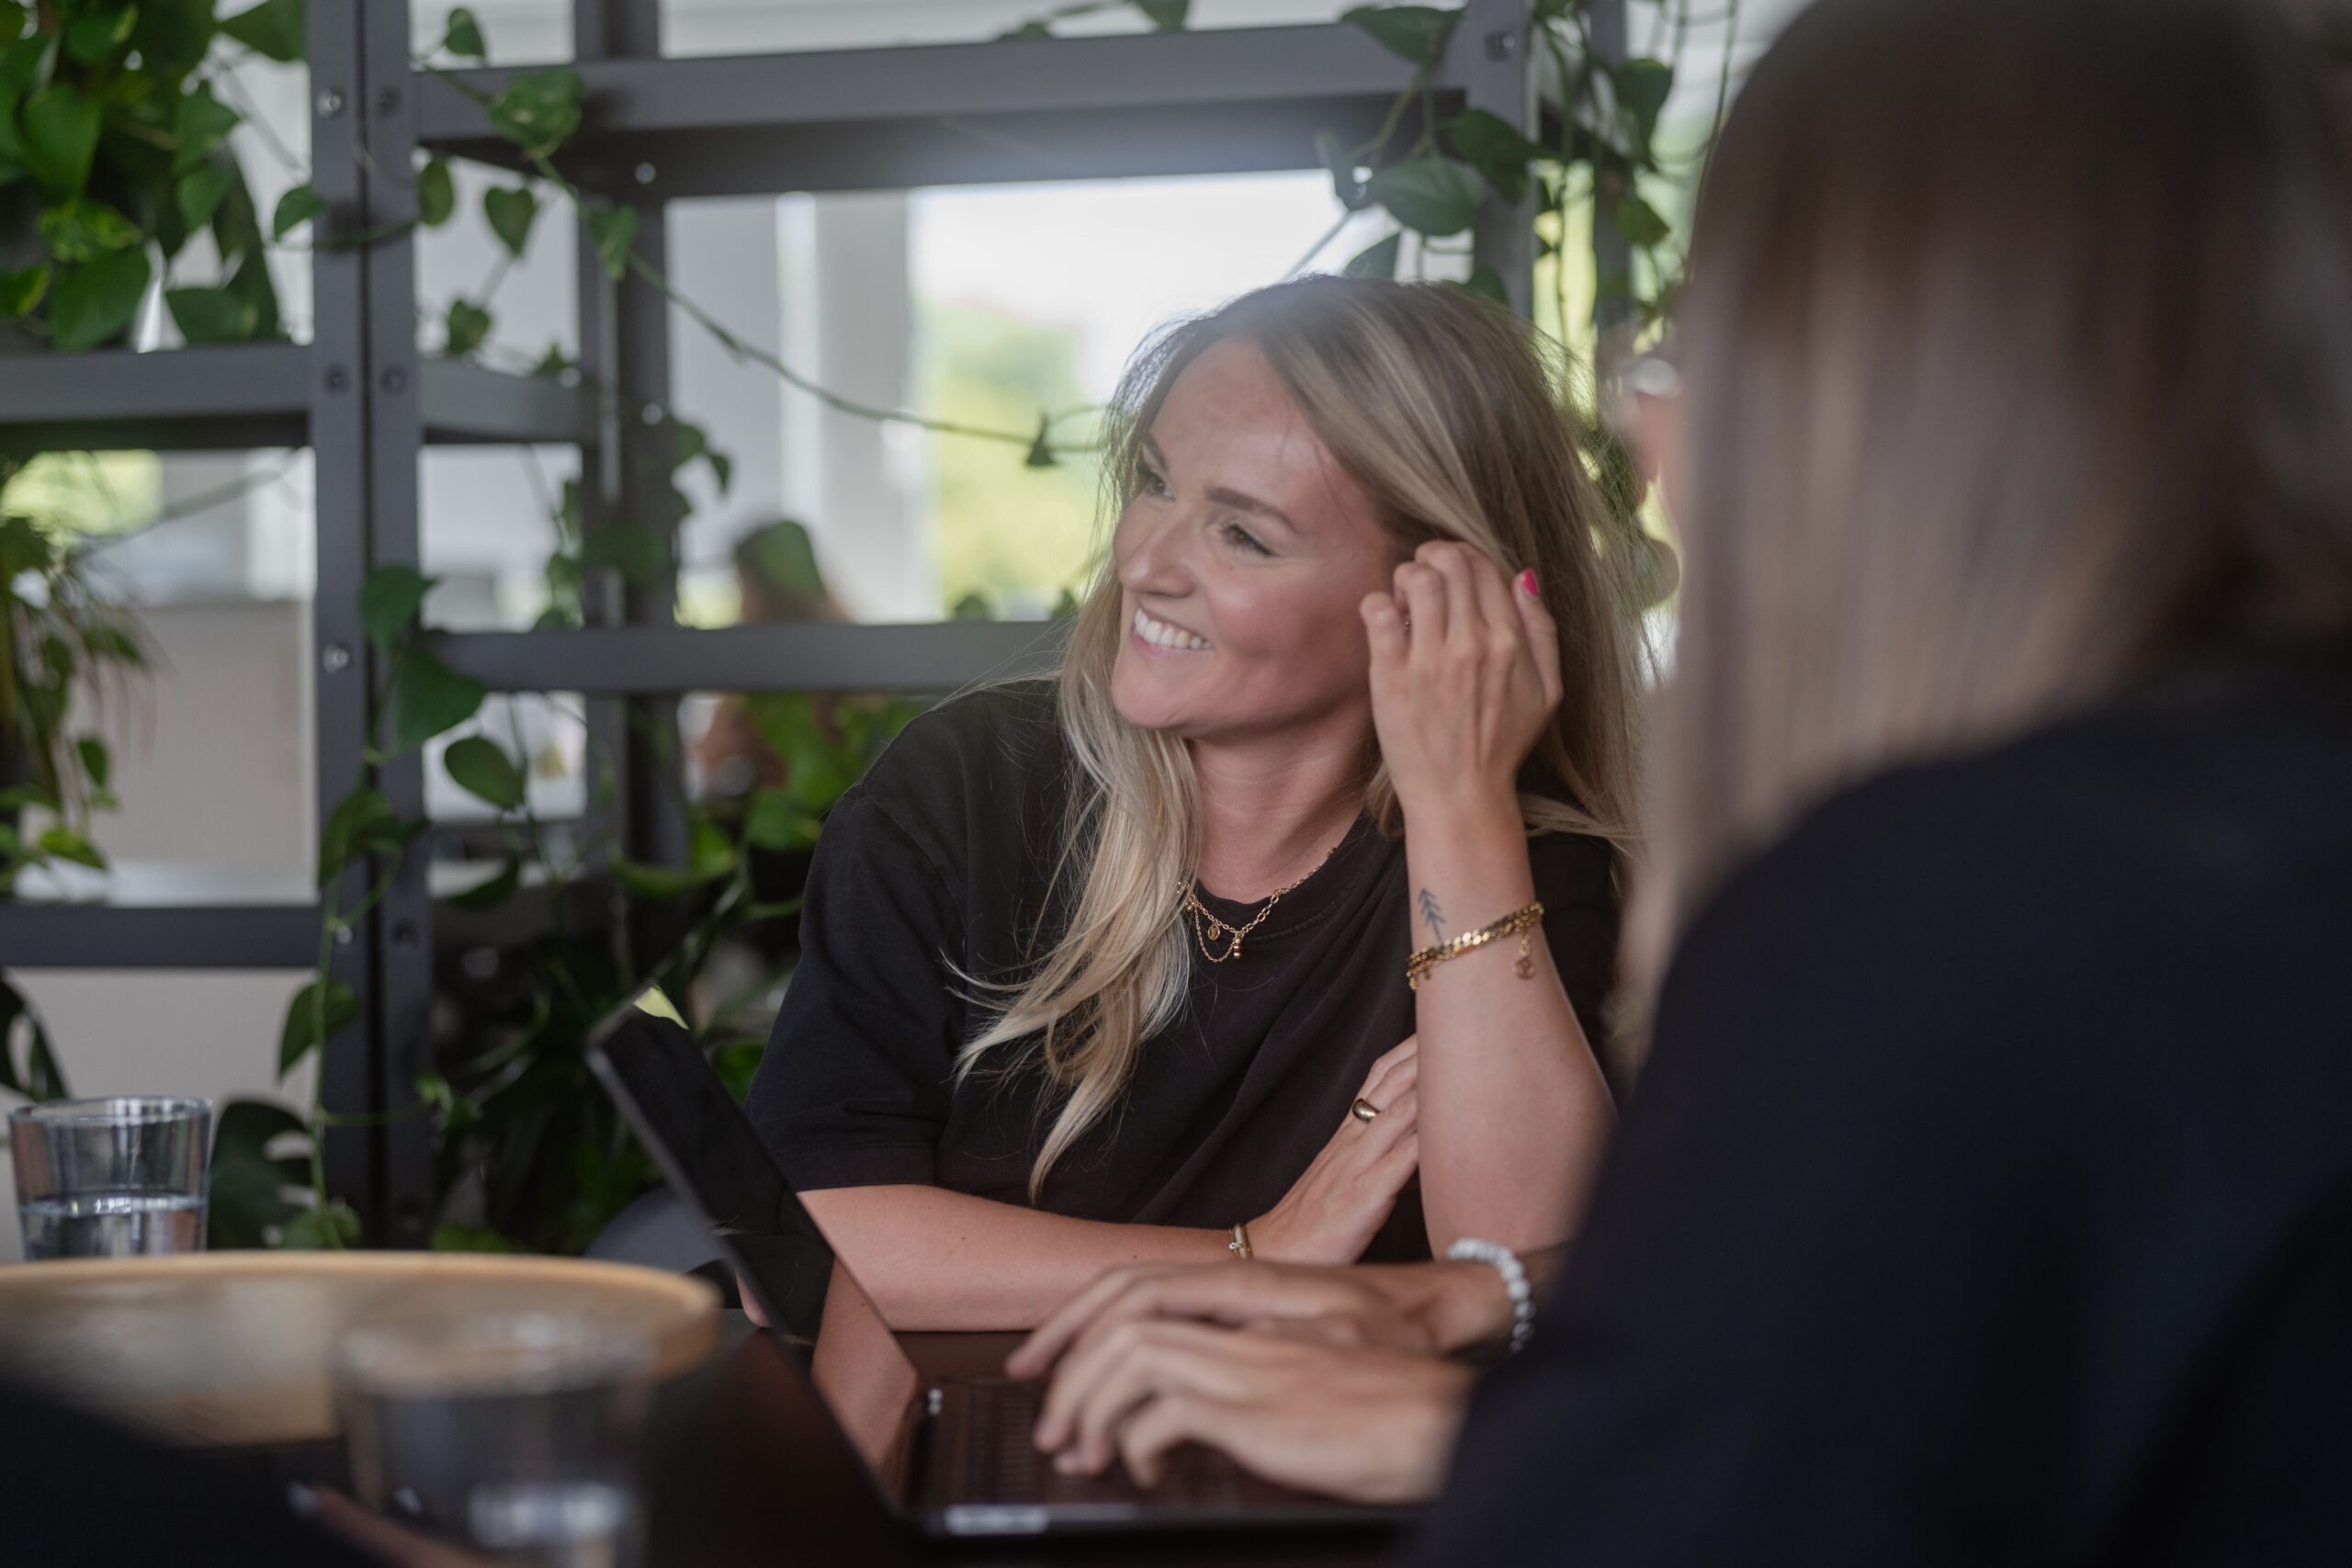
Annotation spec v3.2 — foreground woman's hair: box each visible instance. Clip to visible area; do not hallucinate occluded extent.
[964,277,1649,1196]
[1631,0,2352,991]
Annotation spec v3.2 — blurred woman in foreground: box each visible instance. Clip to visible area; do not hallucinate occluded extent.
[1012,0,2352,1558]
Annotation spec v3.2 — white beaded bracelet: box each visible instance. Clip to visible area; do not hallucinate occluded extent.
[1446,1237,1535,1354]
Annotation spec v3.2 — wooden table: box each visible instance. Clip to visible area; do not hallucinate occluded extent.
[226,1314,1400,1566]
[620,1318,1405,1566]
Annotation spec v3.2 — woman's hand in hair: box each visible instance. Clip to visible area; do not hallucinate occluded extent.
[1006,1254,1515,1384]
[1024,1320,1475,1503]
[1248,1036,1420,1265]
[1363,541,1562,818]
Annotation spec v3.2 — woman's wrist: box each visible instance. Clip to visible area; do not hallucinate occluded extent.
[1404,1258,1521,1355]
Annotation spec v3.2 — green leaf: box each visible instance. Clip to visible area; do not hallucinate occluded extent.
[445,855,521,911]
[578,523,671,589]
[431,1223,523,1253]
[443,735,524,811]
[385,647,486,753]
[482,183,537,257]
[209,158,267,265]
[443,6,486,60]
[692,817,738,875]
[1340,5,1459,67]
[175,162,233,231]
[64,4,140,66]
[165,283,261,344]
[279,1198,361,1250]
[75,736,108,791]
[1448,107,1541,203]
[0,975,70,1102]
[1613,194,1672,247]
[444,297,490,358]
[415,154,455,227]
[0,262,45,316]
[744,786,823,852]
[171,86,240,178]
[999,20,1052,39]
[127,2,209,76]
[360,564,434,650]
[221,0,303,62]
[278,977,359,1076]
[207,1097,311,1250]
[1341,232,1401,280]
[1367,156,1484,238]
[318,786,409,883]
[48,247,150,350]
[1132,0,1190,28]
[614,859,728,899]
[0,30,53,100]
[951,590,996,622]
[584,202,637,281]
[1612,57,1674,152]
[1457,266,1510,307]
[740,519,824,598]
[35,827,105,870]
[1024,413,1057,468]
[270,183,325,241]
[36,197,139,262]
[488,66,583,157]
[707,449,733,496]
[1314,130,1370,212]
[22,83,101,197]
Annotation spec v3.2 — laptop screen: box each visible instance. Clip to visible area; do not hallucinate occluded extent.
[587,997,925,1497]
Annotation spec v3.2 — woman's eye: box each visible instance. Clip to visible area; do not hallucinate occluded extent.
[1219,522,1272,557]
[1137,462,1171,498]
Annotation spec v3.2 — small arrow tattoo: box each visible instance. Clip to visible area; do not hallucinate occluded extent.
[1418,888,1446,942]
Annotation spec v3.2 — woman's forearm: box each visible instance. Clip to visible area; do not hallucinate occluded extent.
[1406,795,1615,1252]
[801,1183,1235,1329]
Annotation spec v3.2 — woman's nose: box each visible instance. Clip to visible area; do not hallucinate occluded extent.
[1114,505,1193,598]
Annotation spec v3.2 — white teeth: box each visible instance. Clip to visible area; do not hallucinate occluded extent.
[1133,607,1211,651]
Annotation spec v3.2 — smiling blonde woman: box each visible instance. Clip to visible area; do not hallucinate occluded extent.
[743,276,1647,1329]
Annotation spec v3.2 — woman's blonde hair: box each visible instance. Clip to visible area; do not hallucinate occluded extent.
[1628,0,2352,1002]
[960,276,1651,1198]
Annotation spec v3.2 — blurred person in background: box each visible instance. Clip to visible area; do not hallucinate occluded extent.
[1012,0,2352,1561]
[745,276,1652,1328]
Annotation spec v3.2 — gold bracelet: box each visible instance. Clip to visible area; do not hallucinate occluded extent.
[1227,1222,1253,1261]
[1406,901,1544,991]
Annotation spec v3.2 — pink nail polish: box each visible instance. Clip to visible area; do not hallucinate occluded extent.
[1518,569,1539,597]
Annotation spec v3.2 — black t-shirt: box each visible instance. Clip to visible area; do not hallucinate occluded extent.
[1414,657,2352,1564]
[744,681,1619,1253]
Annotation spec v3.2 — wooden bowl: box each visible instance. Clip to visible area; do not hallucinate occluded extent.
[0,1251,720,1447]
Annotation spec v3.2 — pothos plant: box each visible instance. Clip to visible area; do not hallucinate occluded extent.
[212,514,926,1253]
[0,0,313,350]
[1,463,147,1107]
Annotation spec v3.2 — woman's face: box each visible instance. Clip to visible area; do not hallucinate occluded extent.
[1109,338,1401,745]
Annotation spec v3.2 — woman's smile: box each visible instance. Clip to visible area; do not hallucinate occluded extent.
[1130,604,1214,655]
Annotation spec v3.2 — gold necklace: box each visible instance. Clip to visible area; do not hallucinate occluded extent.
[1181,840,1340,963]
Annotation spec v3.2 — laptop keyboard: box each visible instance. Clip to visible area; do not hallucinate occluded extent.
[961,1378,1250,1508]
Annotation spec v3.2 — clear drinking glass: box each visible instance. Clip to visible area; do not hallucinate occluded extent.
[8,1096,212,1260]
[331,1311,656,1568]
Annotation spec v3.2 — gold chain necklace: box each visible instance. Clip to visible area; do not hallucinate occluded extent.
[1181,840,1340,963]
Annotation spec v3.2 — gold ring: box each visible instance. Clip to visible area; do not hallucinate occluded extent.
[1351,1097,1380,1123]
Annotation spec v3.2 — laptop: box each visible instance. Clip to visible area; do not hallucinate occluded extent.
[586,995,1409,1539]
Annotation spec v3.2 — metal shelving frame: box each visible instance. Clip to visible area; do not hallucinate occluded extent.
[1,0,1574,1243]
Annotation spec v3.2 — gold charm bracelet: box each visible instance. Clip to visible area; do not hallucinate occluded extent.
[1406,901,1544,991]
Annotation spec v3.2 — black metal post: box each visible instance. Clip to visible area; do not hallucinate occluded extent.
[358,0,435,1247]
[304,0,377,1223]
[1461,0,1537,315]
